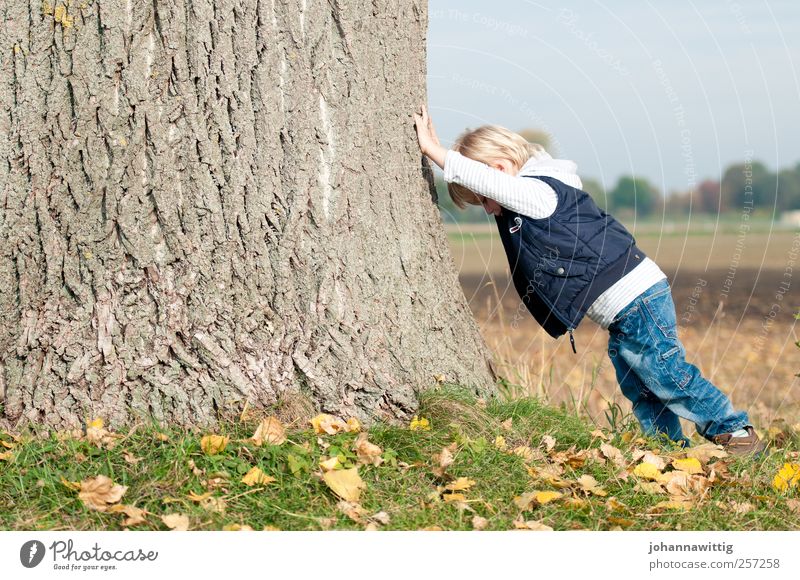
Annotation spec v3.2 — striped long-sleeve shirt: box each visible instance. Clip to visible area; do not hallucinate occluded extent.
[443,149,667,329]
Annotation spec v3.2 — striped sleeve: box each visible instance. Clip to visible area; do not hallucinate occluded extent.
[442,149,558,219]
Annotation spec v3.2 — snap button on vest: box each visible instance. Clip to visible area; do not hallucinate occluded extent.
[556,267,565,274]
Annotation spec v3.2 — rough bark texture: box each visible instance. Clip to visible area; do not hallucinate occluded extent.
[0,0,496,430]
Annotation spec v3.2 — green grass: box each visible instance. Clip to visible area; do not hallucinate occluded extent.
[1,385,798,531]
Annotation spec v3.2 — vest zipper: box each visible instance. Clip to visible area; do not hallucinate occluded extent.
[568,328,577,354]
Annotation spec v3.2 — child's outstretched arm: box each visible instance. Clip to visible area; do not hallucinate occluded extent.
[413,104,570,219]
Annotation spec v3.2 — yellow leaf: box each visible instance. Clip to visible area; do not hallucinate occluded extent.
[494,435,507,451]
[187,491,213,502]
[154,432,170,442]
[442,492,466,502]
[649,500,693,513]
[78,475,127,512]
[241,466,276,487]
[409,415,431,431]
[200,435,229,455]
[222,523,254,531]
[250,417,286,446]
[346,417,361,432]
[0,450,12,461]
[162,513,190,531]
[633,462,663,481]
[772,463,800,492]
[445,477,476,492]
[60,477,81,491]
[322,467,365,502]
[672,457,704,475]
[535,491,563,504]
[310,413,349,435]
[621,432,635,444]
[513,446,535,462]
[87,417,104,430]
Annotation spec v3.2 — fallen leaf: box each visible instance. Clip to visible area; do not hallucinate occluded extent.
[633,481,666,494]
[633,462,664,481]
[786,499,800,514]
[337,500,367,523]
[500,418,513,431]
[78,475,127,511]
[513,517,553,531]
[600,443,627,468]
[354,433,383,466]
[472,515,488,530]
[162,513,190,531]
[310,413,348,435]
[319,456,340,471]
[541,435,556,452]
[323,467,365,502]
[772,463,800,492]
[188,490,213,502]
[513,446,536,462]
[222,523,253,531]
[640,451,667,471]
[60,477,81,491]
[445,477,476,492]
[409,415,431,431]
[108,504,147,527]
[730,501,754,514]
[672,457,704,474]
[346,417,361,433]
[685,443,728,463]
[123,452,143,465]
[591,428,611,441]
[535,490,563,504]
[241,466,276,487]
[563,497,589,509]
[0,451,12,461]
[605,497,629,511]
[494,435,507,451]
[442,493,466,502]
[432,442,457,477]
[250,417,286,446]
[649,500,693,513]
[576,474,608,496]
[607,516,635,527]
[200,435,229,455]
[370,511,391,525]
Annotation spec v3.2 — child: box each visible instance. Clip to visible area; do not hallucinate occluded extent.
[414,105,766,457]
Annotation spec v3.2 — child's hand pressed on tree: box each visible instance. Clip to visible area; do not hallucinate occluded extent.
[414,104,446,169]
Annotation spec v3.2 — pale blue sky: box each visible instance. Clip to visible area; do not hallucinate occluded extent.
[427,0,800,193]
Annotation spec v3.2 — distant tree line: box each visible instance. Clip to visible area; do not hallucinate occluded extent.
[436,159,800,223]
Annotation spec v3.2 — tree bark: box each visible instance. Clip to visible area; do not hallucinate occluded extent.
[0,0,495,430]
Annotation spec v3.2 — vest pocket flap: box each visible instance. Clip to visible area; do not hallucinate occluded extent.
[539,259,587,277]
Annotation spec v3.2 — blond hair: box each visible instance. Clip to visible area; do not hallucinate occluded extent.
[448,125,547,209]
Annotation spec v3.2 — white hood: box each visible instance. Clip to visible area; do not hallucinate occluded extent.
[518,151,578,176]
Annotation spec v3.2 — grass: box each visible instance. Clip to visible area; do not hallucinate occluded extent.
[1,385,799,531]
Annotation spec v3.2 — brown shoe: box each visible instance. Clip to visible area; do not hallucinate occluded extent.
[710,426,767,457]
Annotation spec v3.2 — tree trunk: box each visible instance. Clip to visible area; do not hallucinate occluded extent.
[0,0,495,430]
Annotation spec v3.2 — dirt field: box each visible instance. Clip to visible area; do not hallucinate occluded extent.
[448,226,800,438]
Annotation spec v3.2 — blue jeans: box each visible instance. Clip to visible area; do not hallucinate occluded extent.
[606,278,750,447]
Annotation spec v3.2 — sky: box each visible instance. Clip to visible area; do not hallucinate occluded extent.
[427,0,800,193]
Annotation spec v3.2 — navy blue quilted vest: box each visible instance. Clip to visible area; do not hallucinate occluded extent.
[494,175,647,352]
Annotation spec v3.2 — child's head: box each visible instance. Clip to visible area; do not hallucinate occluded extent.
[448,125,547,209]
